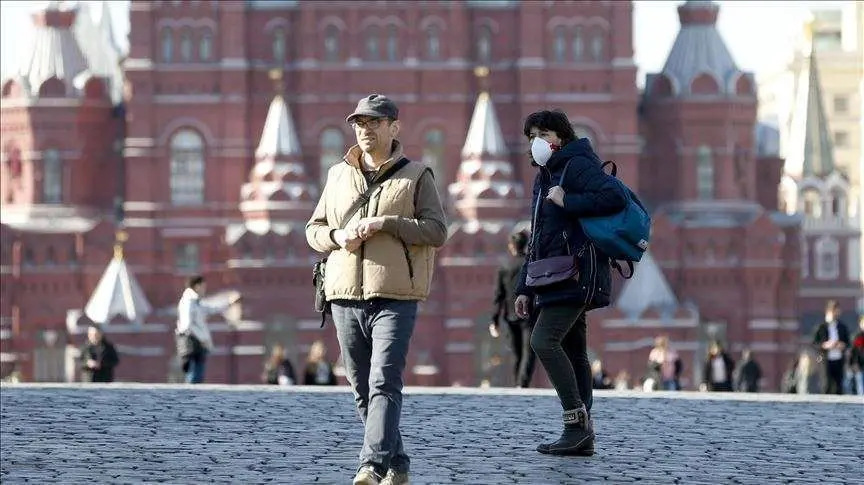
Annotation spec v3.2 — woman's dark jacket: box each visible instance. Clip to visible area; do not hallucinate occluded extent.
[515,138,628,309]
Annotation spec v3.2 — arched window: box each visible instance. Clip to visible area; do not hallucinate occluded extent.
[553,26,566,62]
[476,25,492,63]
[386,25,399,62]
[830,188,845,217]
[801,238,809,278]
[366,26,380,61]
[272,27,286,64]
[815,236,839,280]
[803,189,822,218]
[572,26,584,61]
[423,129,445,189]
[180,28,193,62]
[170,130,205,205]
[590,34,604,62]
[42,149,62,204]
[161,28,173,62]
[426,25,440,60]
[319,128,345,185]
[324,25,340,61]
[696,145,714,200]
[199,29,212,61]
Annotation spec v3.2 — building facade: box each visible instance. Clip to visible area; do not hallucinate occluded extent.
[2,0,812,390]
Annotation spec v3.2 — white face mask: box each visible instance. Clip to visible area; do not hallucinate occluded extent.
[825,313,834,323]
[531,137,554,167]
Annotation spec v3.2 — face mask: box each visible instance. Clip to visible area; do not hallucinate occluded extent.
[531,137,554,167]
[825,313,834,323]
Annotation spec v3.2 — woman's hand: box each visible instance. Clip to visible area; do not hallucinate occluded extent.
[515,295,531,319]
[546,186,565,208]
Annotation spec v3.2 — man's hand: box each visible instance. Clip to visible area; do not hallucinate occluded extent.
[489,323,500,338]
[515,295,531,319]
[823,340,837,350]
[546,186,565,208]
[356,217,386,240]
[86,359,100,370]
[334,228,363,252]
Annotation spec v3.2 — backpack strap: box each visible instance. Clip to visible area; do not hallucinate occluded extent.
[611,259,634,279]
[338,157,411,230]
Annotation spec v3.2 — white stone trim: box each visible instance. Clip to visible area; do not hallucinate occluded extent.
[601,318,698,329]
[445,342,475,353]
[445,319,474,329]
[748,319,800,331]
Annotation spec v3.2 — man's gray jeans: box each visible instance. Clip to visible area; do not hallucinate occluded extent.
[331,298,417,475]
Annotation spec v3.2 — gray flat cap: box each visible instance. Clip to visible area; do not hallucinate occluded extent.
[346,94,399,123]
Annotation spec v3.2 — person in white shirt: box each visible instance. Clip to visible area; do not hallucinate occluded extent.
[812,300,850,395]
[176,275,241,384]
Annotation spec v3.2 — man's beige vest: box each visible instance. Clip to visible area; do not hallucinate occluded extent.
[323,160,435,301]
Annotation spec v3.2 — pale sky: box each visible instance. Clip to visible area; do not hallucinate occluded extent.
[0,0,853,86]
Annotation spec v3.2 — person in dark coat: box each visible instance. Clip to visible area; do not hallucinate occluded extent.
[303,340,337,385]
[514,110,628,457]
[701,341,735,392]
[262,344,297,386]
[812,300,850,395]
[734,348,762,393]
[489,230,537,388]
[80,325,119,383]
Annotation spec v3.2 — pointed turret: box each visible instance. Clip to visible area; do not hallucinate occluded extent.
[615,252,679,320]
[448,67,523,221]
[229,69,317,255]
[801,50,836,178]
[83,231,152,324]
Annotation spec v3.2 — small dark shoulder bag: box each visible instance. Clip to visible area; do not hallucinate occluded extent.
[525,160,581,287]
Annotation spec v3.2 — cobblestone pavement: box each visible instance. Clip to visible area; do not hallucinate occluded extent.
[1,384,862,484]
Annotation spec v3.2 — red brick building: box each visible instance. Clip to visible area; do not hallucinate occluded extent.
[1,0,833,390]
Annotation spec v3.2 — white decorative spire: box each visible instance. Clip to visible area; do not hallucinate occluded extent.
[255,95,302,159]
[461,91,507,158]
[84,231,152,324]
[616,252,679,319]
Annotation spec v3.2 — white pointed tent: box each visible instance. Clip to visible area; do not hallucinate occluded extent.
[616,252,679,320]
[84,234,152,324]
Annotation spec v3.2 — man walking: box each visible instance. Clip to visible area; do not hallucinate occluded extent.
[176,275,240,384]
[813,300,850,394]
[489,230,537,388]
[306,94,447,485]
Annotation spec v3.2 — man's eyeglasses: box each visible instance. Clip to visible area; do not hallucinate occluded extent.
[350,118,390,130]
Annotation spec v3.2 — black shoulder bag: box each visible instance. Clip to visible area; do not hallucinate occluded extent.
[313,157,411,326]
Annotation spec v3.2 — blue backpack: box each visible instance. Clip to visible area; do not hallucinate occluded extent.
[578,161,651,279]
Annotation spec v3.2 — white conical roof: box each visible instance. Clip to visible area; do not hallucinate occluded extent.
[84,254,152,324]
[616,252,678,319]
[461,92,507,158]
[256,95,302,159]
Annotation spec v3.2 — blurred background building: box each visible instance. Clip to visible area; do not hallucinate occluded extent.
[1,0,861,389]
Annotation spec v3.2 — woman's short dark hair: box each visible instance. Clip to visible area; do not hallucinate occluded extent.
[508,230,529,256]
[523,110,577,146]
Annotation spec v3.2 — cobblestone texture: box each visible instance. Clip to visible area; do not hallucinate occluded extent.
[1,385,862,484]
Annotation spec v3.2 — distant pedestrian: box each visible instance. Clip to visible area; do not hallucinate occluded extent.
[647,335,683,391]
[263,344,297,386]
[849,316,864,396]
[591,359,613,390]
[812,300,850,395]
[734,348,762,393]
[80,324,119,383]
[175,275,241,384]
[489,230,537,388]
[701,341,734,392]
[303,340,337,386]
[795,352,821,395]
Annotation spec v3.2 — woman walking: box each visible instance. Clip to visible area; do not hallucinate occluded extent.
[514,110,627,456]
